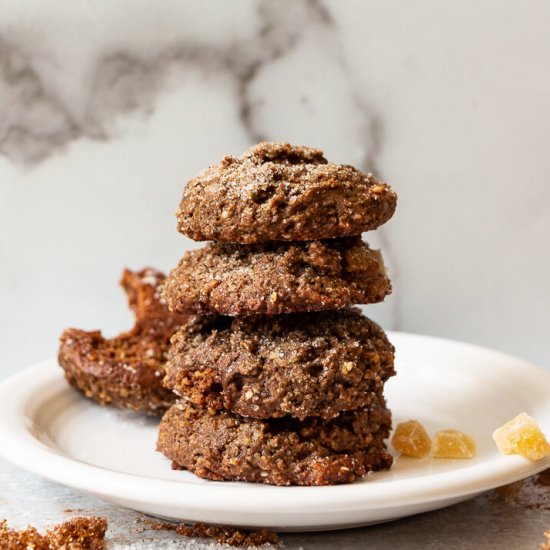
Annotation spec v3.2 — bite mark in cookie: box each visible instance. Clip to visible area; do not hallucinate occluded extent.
[58,268,187,415]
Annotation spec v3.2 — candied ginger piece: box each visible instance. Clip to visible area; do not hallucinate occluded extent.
[391,420,431,458]
[493,412,550,461]
[432,429,476,458]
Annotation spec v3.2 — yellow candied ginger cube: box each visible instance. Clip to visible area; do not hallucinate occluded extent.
[391,420,432,458]
[432,429,476,459]
[493,413,550,461]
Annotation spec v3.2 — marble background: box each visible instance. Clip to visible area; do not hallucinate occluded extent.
[1,0,549,379]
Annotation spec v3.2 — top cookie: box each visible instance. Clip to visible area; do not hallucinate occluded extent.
[177,142,397,243]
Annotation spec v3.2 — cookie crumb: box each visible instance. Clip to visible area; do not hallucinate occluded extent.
[142,518,279,547]
[0,517,107,549]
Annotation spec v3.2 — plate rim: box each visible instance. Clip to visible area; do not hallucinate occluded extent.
[1,331,550,517]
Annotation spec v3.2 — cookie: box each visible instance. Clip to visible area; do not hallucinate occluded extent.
[165,309,395,420]
[161,237,391,315]
[157,397,393,486]
[58,268,187,415]
[177,142,397,243]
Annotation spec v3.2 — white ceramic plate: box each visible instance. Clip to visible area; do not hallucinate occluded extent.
[1,332,549,532]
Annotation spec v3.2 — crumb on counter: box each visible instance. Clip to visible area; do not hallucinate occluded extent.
[141,518,279,547]
[0,516,107,549]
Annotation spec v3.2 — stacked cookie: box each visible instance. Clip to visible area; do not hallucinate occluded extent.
[157,142,397,486]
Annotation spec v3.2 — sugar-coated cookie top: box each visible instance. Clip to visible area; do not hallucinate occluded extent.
[177,142,397,243]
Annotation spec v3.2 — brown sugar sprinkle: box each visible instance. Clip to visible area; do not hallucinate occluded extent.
[47,517,107,549]
[142,518,279,547]
[0,517,107,549]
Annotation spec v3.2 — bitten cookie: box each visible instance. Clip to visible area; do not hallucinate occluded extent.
[157,396,393,486]
[164,309,395,420]
[58,268,187,415]
[162,237,391,315]
[177,142,397,243]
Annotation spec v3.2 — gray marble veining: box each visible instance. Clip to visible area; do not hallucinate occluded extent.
[0,1,549,381]
[0,1,363,167]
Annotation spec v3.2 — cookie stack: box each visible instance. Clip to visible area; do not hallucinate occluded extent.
[157,142,398,486]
